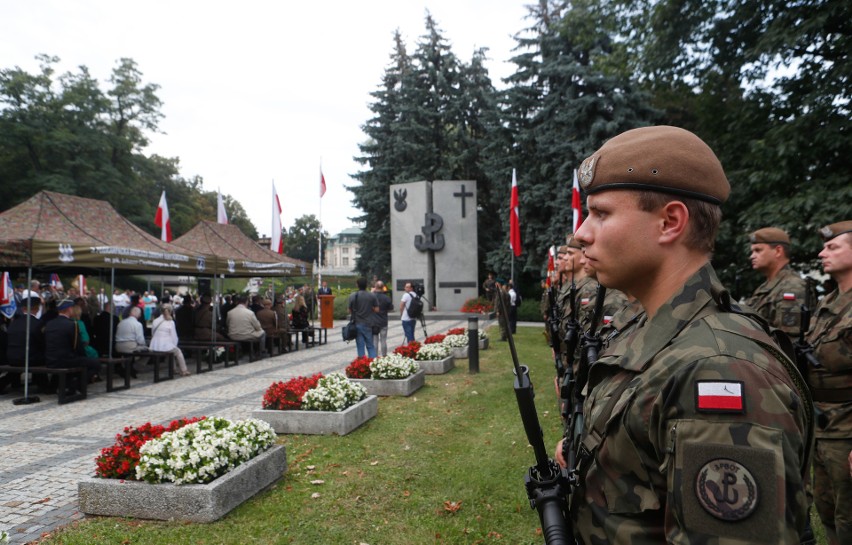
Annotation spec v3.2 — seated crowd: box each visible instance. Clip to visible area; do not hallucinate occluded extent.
[0,283,323,396]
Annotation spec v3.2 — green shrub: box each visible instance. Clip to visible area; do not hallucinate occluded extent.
[517,298,545,322]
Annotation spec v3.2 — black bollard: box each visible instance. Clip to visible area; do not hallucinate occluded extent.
[468,316,479,374]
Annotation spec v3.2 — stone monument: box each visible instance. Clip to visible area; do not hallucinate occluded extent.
[390,180,478,313]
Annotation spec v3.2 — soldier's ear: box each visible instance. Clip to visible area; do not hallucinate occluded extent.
[657,201,690,245]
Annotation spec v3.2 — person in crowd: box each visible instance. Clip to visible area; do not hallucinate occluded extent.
[273,297,292,351]
[746,227,813,337]
[495,282,511,340]
[149,305,190,377]
[226,294,266,350]
[303,284,316,319]
[256,298,280,351]
[194,294,218,341]
[96,288,108,312]
[291,294,312,344]
[44,298,101,390]
[349,277,379,358]
[804,220,852,544]
[3,296,47,393]
[91,302,119,357]
[554,125,811,544]
[72,300,99,360]
[142,291,156,323]
[112,288,128,317]
[174,294,195,340]
[507,280,519,334]
[115,306,149,367]
[318,281,332,296]
[372,281,394,356]
[249,294,264,313]
[399,282,418,345]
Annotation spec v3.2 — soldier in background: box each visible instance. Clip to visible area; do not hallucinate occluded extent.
[805,221,852,545]
[556,125,812,544]
[746,227,813,337]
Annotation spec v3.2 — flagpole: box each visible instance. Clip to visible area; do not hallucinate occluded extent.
[317,159,323,290]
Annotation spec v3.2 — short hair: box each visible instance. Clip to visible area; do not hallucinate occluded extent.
[129,307,142,318]
[160,304,174,319]
[356,277,367,290]
[634,191,722,254]
[236,294,248,305]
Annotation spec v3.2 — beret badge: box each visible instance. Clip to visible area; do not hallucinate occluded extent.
[579,156,596,189]
[820,226,834,239]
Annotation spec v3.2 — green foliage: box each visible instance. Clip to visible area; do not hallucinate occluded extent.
[281,215,328,265]
[0,55,260,241]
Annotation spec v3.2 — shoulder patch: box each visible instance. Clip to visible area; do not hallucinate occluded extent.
[695,381,745,413]
[696,458,758,521]
[782,293,796,301]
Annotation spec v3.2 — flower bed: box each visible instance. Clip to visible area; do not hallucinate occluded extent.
[446,327,466,336]
[80,417,286,522]
[460,296,493,314]
[302,373,368,412]
[371,354,419,379]
[393,341,420,359]
[415,343,454,374]
[79,444,287,522]
[345,356,373,379]
[262,373,323,410]
[424,334,446,345]
[442,334,468,348]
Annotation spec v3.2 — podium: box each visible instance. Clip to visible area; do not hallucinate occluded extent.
[318,295,335,329]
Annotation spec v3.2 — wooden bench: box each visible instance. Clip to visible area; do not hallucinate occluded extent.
[234,337,265,362]
[179,340,241,369]
[115,350,175,383]
[0,365,87,404]
[290,328,317,350]
[99,357,132,392]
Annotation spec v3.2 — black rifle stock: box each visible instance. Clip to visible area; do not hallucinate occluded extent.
[559,272,581,423]
[498,289,574,545]
[548,282,565,379]
[794,282,821,370]
[563,284,606,471]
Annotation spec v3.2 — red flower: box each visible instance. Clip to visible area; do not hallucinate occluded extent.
[346,356,373,379]
[262,373,324,410]
[424,334,446,345]
[393,342,421,358]
[446,327,466,336]
[94,416,205,479]
[460,297,493,314]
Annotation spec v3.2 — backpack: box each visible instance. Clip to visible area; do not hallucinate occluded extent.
[407,294,423,319]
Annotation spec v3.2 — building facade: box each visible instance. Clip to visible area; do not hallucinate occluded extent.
[323,227,361,276]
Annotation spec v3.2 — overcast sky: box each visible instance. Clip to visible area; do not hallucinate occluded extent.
[3,1,531,238]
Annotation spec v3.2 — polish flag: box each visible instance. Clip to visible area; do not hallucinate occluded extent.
[509,168,521,257]
[271,182,283,254]
[320,169,327,198]
[546,246,555,288]
[783,293,796,301]
[696,382,744,411]
[76,274,86,294]
[154,190,172,242]
[50,273,63,290]
[217,189,228,224]
[572,169,583,233]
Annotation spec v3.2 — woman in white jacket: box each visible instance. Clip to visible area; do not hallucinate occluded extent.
[149,305,191,377]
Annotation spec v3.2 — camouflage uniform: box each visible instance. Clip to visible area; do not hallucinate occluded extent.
[580,286,629,333]
[806,288,852,543]
[571,264,812,544]
[745,264,812,337]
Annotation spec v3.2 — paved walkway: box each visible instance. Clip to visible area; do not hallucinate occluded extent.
[0,317,481,544]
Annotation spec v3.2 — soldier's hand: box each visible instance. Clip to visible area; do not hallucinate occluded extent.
[555,439,567,468]
[554,376,560,397]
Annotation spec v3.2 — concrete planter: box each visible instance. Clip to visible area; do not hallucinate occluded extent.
[350,370,425,397]
[252,395,378,436]
[78,444,287,523]
[451,346,468,359]
[479,338,489,350]
[416,355,455,375]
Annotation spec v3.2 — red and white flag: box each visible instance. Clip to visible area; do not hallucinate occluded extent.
[696,381,744,411]
[76,274,86,294]
[217,189,228,224]
[572,169,583,233]
[320,168,327,198]
[154,190,172,242]
[50,273,63,290]
[509,168,522,257]
[271,182,283,254]
[546,246,555,288]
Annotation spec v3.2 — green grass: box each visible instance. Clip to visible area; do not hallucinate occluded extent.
[40,325,828,544]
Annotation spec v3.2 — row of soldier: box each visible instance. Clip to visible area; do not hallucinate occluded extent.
[526,125,849,545]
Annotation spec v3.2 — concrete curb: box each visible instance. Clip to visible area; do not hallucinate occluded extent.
[252,395,378,435]
[350,370,425,397]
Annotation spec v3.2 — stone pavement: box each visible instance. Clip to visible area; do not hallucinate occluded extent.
[0,317,478,544]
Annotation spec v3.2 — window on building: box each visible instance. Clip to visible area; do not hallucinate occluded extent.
[342,257,349,266]
[342,247,349,255]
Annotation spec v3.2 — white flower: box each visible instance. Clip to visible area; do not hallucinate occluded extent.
[370,354,419,378]
[415,343,451,361]
[442,334,468,348]
[301,373,367,412]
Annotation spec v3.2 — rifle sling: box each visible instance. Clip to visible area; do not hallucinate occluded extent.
[810,388,852,403]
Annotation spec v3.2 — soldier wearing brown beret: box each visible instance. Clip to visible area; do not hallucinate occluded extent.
[746,227,814,337]
[556,125,812,544]
[805,220,852,545]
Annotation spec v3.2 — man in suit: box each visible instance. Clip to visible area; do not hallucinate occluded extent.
[44,298,101,391]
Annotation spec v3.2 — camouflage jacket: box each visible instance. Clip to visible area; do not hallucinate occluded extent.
[580,286,629,333]
[557,275,593,340]
[806,288,852,438]
[745,264,811,336]
[571,263,812,545]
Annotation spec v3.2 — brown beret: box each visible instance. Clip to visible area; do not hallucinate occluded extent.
[555,245,570,255]
[578,126,730,205]
[565,236,583,250]
[819,221,852,241]
[749,227,790,245]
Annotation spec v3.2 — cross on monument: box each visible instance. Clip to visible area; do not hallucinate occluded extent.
[453,184,474,218]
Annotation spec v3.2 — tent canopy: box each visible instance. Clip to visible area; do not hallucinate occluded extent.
[0,191,215,274]
[171,220,310,277]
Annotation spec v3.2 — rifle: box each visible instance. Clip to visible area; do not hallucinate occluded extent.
[563,284,607,472]
[558,267,581,423]
[794,280,820,371]
[498,287,574,545]
[548,280,565,380]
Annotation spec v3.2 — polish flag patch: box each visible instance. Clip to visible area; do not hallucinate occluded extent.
[581,298,590,306]
[696,381,745,413]
[782,293,796,300]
